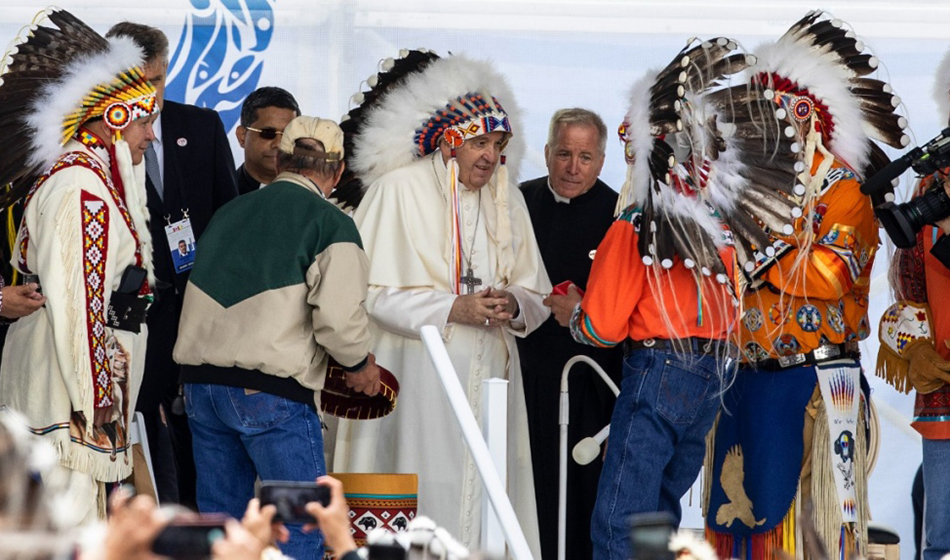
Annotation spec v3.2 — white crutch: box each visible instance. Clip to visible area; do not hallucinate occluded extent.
[558,355,621,560]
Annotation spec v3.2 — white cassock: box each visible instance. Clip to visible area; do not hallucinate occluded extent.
[334,153,551,556]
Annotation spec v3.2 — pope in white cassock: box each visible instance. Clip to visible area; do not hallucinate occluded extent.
[333,53,551,556]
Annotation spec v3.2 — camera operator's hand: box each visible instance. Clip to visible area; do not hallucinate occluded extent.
[241,497,289,548]
[103,488,167,560]
[212,520,266,560]
[303,476,357,556]
[907,341,950,393]
[345,353,380,396]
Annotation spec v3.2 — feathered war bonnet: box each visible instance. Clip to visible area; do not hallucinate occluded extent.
[699,10,909,280]
[745,10,908,182]
[350,53,525,294]
[0,8,158,209]
[616,37,757,285]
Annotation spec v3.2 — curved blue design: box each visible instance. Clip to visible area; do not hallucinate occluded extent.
[166,0,274,132]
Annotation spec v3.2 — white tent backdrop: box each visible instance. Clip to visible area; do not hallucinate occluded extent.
[5,1,947,557]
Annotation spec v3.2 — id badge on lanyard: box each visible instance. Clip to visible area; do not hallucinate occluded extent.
[165,210,196,274]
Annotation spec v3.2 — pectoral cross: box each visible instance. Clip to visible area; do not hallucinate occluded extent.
[461,267,482,294]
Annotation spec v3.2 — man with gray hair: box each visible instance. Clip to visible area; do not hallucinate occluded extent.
[518,108,623,560]
[174,116,379,560]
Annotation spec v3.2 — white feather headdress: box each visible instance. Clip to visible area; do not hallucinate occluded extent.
[350,53,525,186]
[933,47,950,123]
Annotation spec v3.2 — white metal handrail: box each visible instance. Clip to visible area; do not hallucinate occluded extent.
[420,325,534,560]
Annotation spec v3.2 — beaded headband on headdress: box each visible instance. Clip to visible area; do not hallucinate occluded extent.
[65,66,157,141]
[415,93,512,156]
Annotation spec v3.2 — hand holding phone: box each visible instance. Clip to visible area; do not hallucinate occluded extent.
[151,514,228,560]
[259,480,331,524]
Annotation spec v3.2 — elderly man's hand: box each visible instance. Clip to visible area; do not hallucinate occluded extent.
[542,284,583,327]
[449,288,512,327]
[345,353,381,397]
[0,283,45,319]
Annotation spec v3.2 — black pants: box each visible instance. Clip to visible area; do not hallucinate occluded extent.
[137,288,196,508]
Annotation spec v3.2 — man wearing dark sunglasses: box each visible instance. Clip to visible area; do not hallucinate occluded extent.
[236,87,301,195]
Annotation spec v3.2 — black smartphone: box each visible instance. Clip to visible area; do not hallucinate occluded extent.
[22,274,41,294]
[117,265,147,294]
[259,480,331,524]
[629,511,676,560]
[151,516,228,560]
[368,543,407,560]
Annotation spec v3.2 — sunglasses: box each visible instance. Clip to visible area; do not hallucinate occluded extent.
[245,126,284,140]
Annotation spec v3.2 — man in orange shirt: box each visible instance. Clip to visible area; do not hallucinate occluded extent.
[550,38,752,560]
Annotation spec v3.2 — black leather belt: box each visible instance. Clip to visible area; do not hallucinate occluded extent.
[750,341,860,371]
[623,337,737,358]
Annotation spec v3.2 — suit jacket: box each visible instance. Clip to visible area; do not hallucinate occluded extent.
[140,100,238,410]
[146,100,238,295]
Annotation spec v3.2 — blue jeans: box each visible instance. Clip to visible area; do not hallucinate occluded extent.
[184,383,326,560]
[923,437,950,560]
[591,349,726,560]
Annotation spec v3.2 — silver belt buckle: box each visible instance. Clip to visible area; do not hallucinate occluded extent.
[812,344,841,361]
[777,353,807,368]
[643,338,656,348]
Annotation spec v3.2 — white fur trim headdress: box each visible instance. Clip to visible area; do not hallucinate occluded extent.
[334,48,441,211]
[933,47,950,123]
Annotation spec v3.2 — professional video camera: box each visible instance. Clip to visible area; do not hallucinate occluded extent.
[861,127,950,248]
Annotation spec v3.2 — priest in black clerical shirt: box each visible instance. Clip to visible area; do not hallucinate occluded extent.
[518,108,623,560]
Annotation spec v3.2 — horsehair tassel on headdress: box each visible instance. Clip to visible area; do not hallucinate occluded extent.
[617,36,759,280]
[334,48,441,211]
[0,8,157,210]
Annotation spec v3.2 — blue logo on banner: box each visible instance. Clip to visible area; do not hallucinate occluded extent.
[166,0,275,132]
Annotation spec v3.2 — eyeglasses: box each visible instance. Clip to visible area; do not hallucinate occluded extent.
[245,126,283,140]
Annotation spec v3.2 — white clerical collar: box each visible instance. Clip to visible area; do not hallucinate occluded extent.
[547,178,571,204]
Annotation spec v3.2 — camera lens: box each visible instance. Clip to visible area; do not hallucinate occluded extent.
[876,184,950,248]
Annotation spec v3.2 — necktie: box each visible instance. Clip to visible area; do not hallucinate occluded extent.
[145,141,163,200]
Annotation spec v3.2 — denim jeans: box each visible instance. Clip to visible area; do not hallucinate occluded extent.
[923,437,950,560]
[184,383,326,560]
[591,348,726,560]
